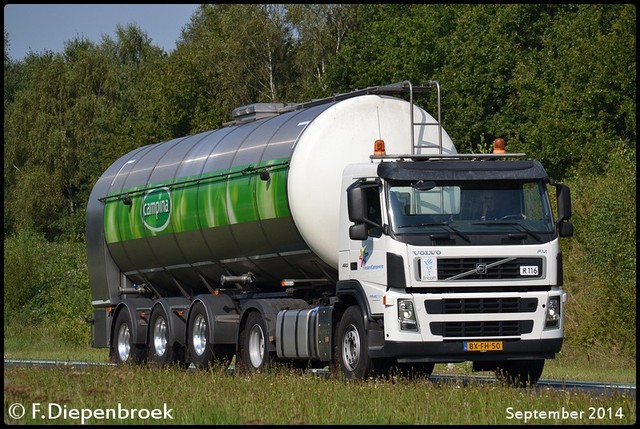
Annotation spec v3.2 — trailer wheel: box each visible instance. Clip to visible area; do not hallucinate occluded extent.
[237,311,272,373]
[187,301,231,369]
[111,309,146,365]
[495,359,545,387]
[334,306,373,379]
[148,305,185,367]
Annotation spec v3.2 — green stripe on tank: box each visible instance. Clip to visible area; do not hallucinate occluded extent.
[103,158,291,243]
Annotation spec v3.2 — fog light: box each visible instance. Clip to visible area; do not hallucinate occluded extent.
[545,296,561,328]
[398,299,418,331]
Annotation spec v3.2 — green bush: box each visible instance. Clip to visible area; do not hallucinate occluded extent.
[4,231,92,346]
[563,147,636,356]
[4,229,49,322]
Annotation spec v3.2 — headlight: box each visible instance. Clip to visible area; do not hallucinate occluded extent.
[545,296,561,329]
[398,299,418,331]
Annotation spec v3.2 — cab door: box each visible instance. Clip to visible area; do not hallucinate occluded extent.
[344,182,388,312]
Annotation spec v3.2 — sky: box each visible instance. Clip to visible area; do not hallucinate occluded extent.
[4,4,200,61]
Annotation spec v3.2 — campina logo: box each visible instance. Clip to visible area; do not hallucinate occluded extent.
[142,187,172,232]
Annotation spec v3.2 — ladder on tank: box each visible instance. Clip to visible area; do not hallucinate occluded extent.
[369,80,443,155]
[303,80,444,155]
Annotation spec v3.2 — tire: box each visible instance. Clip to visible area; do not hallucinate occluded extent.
[237,311,272,373]
[188,302,213,368]
[495,359,545,387]
[111,309,146,365]
[334,306,374,379]
[148,305,185,367]
[187,301,232,369]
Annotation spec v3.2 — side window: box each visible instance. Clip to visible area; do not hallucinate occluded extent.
[365,187,382,238]
[523,183,543,220]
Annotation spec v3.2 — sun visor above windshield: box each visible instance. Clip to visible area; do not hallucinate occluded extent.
[377,160,548,181]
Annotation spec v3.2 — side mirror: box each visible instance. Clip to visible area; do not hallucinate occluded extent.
[347,181,383,240]
[558,221,574,237]
[555,183,572,222]
[349,223,369,241]
[347,185,367,222]
[553,182,573,237]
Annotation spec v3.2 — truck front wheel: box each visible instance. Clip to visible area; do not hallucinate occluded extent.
[335,306,374,379]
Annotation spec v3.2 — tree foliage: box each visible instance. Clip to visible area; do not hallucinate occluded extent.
[286,4,358,97]
[4,4,636,355]
[564,148,636,353]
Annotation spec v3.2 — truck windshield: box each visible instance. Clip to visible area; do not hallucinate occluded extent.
[387,180,555,236]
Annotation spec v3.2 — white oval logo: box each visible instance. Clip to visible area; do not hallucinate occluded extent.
[141,187,172,232]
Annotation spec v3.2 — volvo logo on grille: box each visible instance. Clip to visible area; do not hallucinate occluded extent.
[475,263,488,274]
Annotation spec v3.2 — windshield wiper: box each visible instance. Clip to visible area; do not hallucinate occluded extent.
[472,221,542,242]
[399,222,470,243]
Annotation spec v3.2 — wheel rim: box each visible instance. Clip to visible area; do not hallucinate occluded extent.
[248,324,265,369]
[117,322,131,362]
[342,323,360,371]
[153,316,167,357]
[192,313,207,357]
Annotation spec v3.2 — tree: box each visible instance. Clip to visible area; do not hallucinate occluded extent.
[174,4,295,132]
[100,24,172,158]
[3,26,167,239]
[508,4,636,178]
[286,4,357,98]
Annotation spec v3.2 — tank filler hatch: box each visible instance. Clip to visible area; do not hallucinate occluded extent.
[230,102,296,124]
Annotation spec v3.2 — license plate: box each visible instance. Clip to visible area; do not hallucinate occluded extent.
[464,341,503,351]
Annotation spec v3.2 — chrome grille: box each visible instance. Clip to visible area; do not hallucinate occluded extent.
[436,257,542,280]
[430,320,534,337]
[425,297,538,314]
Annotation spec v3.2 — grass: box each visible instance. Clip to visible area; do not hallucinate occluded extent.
[4,363,635,425]
[4,324,636,425]
[3,323,108,363]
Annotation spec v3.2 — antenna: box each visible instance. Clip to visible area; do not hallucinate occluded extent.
[373,106,386,156]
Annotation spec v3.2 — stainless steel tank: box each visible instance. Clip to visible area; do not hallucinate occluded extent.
[86,93,455,303]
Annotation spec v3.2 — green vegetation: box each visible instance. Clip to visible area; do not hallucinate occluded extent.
[3,4,636,409]
[4,231,92,347]
[4,364,635,425]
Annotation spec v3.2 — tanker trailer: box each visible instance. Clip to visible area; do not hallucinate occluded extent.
[87,81,573,386]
